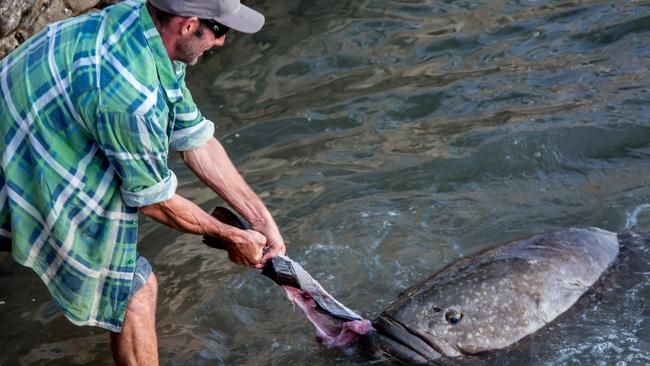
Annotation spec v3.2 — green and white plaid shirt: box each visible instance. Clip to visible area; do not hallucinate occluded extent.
[0,0,214,331]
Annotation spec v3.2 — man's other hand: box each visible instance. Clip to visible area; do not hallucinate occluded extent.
[250,224,286,269]
[227,229,267,267]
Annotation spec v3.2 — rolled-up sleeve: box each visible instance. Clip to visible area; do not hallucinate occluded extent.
[169,64,215,151]
[96,111,176,207]
[169,116,214,151]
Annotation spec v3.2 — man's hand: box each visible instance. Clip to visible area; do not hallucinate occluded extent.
[226,229,267,267]
[250,223,285,269]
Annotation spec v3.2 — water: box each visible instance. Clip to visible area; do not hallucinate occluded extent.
[2,0,650,364]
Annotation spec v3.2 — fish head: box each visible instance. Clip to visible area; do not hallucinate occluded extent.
[364,300,475,363]
[369,257,538,362]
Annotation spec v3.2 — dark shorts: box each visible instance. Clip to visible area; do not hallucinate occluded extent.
[128,253,152,299]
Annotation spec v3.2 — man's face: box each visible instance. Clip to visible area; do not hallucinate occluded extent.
[175,23,226,65]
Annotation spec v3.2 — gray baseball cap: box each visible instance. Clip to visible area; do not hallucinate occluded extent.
[148,0,265,33]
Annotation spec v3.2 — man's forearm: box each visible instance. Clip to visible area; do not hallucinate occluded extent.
[180,138,275,229]
[139,193,233,238]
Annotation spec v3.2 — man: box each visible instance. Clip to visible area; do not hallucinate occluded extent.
[0,0,285,364]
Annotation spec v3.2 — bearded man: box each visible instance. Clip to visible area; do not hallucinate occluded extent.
[0,0,285,364]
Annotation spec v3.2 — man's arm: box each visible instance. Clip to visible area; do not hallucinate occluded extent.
[140,194,267,266]
[180,137,286,267]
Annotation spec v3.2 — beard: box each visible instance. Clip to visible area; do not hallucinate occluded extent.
[175,39,206,65]
[175,26,209,65]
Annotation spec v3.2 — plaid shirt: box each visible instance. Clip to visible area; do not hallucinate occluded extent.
[0,0,214,331]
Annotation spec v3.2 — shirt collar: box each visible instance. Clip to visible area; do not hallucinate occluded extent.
[139,3,184,103]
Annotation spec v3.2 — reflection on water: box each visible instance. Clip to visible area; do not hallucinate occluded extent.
[2,0,650,365]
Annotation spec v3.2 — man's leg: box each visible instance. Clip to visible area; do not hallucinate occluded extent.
[111,259,159,365]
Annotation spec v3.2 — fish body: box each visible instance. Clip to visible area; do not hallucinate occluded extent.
[366,227,619,363]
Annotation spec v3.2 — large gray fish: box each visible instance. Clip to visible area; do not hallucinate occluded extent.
[270,227,620,364]
[362,227,619,364]
[204,208,620,364]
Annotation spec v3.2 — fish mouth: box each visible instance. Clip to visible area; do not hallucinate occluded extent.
[362,315,443,364]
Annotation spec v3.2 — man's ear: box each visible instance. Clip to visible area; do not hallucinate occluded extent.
[178,16,201,36]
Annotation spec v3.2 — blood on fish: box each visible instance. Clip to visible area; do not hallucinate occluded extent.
[282,286,374,347]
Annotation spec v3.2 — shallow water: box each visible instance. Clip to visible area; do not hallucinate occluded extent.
[2,0,650,365]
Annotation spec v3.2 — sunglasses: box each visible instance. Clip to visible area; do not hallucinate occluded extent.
[200,19,230,38]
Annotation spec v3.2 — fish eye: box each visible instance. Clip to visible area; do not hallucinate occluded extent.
[445,309,463,325]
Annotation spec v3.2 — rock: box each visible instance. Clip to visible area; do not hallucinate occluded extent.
[15,0,72,44]
[0,0,122,60]
[64,0,100,14]
[0,34,20,59]
[0,0,37,37]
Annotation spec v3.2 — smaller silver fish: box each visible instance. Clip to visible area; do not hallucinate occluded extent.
[262,256,374,347]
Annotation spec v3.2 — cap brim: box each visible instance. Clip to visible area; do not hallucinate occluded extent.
[214,4,265,34]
